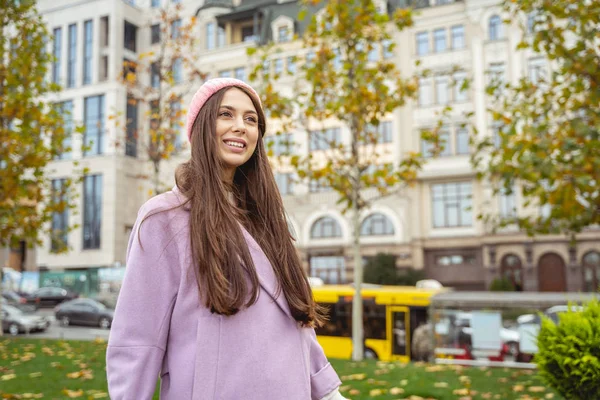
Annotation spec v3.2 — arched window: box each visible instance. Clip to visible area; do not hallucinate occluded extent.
[582,251,600,292]
[360,213,395,236]
[489,15,503,41]
[310,217,342,239]
[500,254,523,291]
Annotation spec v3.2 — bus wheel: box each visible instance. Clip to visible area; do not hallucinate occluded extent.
[364,348,378,360]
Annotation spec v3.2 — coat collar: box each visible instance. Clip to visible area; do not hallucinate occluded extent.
[170,185,293,320]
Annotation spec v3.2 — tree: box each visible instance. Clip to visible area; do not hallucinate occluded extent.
[364,253,425,286]
[114,3,205,195]
[472,0,600,238]
[249,0,441,360]
[1,0,78,334]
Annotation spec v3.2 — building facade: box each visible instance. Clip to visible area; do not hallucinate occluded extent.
[7,0,597,293]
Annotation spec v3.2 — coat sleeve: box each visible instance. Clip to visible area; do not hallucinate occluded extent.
[308,327,342,400]
[106,206,182,400]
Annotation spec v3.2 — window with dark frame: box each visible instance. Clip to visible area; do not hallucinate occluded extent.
[582,251,600,292]
[360,213,395,236]
[124,21,138,52]
[50,178,68,252]
[151,24,160,44]
[67,24,77,88]
[84,95,105,156]
[500,254,523,291]
[125,95,138,157]
[151,62,160,88]
[83,20,93,85]
[83,175,103,250]
[55,101,74,160]
[431,182,473,228]
[52,27,62,84]
[310,217,342,238]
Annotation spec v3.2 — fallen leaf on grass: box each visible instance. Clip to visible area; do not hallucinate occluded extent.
[434,382,448,388]
[458,375,471,383]
[389,387,404,395]
[528,386,546,392]
[341,373,367,381]
[1,373,16,381]
[400,379,408,386]
[497,377,508,383]
[453,389,470,396]
[29,372,42,378]
[348,389,360,396]
[62,389,84,398]
[481,393,493,399]
[66,369,94,380]
[425,365,446,372]
[545,394,555,399]
[19,394,43,399]
[369,389,385,396]
[374,368,390,375]
[513,385,525,392]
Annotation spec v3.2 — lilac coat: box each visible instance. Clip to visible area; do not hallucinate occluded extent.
[106,187,341,400]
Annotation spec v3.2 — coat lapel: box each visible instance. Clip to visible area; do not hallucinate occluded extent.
[240,226,294,320]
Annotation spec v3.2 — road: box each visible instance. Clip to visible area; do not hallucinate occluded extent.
[11,308,111,341]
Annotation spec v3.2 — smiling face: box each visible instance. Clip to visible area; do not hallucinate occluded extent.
[216,87,260,182]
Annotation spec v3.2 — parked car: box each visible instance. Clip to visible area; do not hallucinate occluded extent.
[25,287,79,307]
[2,290,38,312]
[55,298,114,329]
[1,304,50,336]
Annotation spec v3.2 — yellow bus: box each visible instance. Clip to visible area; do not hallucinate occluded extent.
[312,284,444,362]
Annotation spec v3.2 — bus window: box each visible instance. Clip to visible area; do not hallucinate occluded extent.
[392,310,407,356]
[364,301,386,340]
[315,301,351,337]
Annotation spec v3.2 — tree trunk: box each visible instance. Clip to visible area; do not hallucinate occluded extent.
[153,161,160,195]
[351,180,363,361]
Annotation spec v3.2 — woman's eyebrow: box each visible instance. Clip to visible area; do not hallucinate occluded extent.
[220,105,258,115]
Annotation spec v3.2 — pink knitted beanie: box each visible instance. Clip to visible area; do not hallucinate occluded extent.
[186,78,262,142]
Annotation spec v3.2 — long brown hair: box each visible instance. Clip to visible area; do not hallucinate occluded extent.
[175,86,324,327]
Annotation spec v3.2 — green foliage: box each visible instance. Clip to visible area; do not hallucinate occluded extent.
[536,299,600,400]
[0,0,81,249]
[472,0,600,237]
[363,253,424,286]
[489,277,515,292]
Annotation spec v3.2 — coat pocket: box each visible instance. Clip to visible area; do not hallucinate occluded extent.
[191,315,222,400]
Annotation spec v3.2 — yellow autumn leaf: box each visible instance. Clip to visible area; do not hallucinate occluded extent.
[528,386,546,392]
[20,394,44,399]
[348,389,360,396]
[400,379,408,386]
[1,373,16,380]
[434,382,449,388]
[29,372,42,377]
[545,394,555,399]
[62,389,84,398]
[369,389,384,396]
[513,384,525,392]
[389,387,404,395]
[453,388,470,395]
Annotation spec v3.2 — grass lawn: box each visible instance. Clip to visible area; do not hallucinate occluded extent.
[1,338,560,400]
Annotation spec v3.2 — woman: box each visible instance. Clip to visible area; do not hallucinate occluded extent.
[106,78,346,400]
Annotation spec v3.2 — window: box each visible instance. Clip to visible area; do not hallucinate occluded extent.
[83,175,102,249]
[489,15,503,40]
[52,27,62,84]
[431,182,473,228]
[433,28,446,52]
[311,217,342,238]
[275,173,294,195]
[151,62,160,88]
[206,22,215,50]
[491,120,503,148]
[266,133,292,156]
[416,31,429,55]
[100,55,108,81]
[451,25,465,49]
[100,16,109,47]
[274,58,283,75]
[382,39,393,59]
[50,179,68,252]
[309,179,332,193]
[582,251,600,292]
[242,26,258,43]
[278,26,290,42]
[151,24,160,44]
[55,101,74,160]
[378,121,392,144]
[84,95,105,156]
[418,78,432,107]
[124,21,137,52]
[67,24,77,88]
[286,57,296,74]
[453,71,468,102]
[151,0,160,7]
[234,67,245,81]
[171,19,181,39]
[422,129,450,157]
[360,213,395,236]
[310,256,345,284]
[309,128,341,151]
[125,95,138,157]
[499,185,517,218]
[217,25,225,47]
[170,99,182,149]
[83,20,93,85]
[435,253,477,266]
[455,127,469,155]
[500,254,523,291]
[487,63,505,87]
[435,76,449,105]
[218,70,231,78]
[528,58,546,84]
[173,57,182,83]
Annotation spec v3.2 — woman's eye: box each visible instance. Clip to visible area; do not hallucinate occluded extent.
[219,111,232,117]
[246,117,257,123]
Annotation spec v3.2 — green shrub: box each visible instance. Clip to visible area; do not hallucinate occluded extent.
[489,277,515,291]
[363,253,424,286]
[536,299,600,400]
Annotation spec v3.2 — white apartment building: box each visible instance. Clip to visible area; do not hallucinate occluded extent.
[4,0,598,293]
